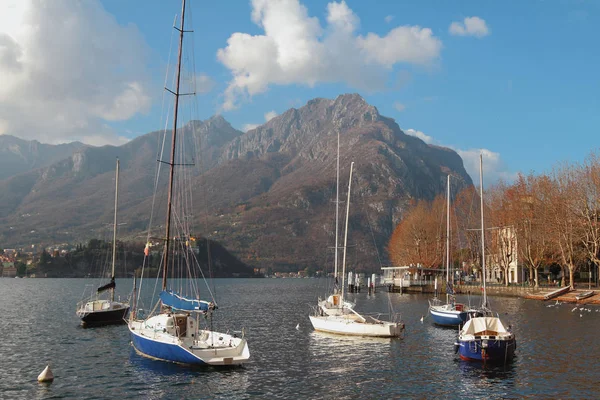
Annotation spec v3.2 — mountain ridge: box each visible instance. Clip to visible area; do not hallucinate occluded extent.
[0,94,472,271]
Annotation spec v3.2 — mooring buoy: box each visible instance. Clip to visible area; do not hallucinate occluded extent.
[37,365,54,383]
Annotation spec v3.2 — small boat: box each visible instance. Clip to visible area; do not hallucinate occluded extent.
[575,291,594,301]
[127,0,249,366]
[456,154,516,363]
[429,175,472,327]
[309,162,404,337]
[76,159,129,326]
[542,286,571,300]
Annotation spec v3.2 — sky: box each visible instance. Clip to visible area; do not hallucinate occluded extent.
[0,0,599,185]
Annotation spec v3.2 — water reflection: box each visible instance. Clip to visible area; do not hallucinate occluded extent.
[128,347,251,399]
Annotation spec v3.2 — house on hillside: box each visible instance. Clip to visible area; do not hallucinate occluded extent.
[2,262,16,277]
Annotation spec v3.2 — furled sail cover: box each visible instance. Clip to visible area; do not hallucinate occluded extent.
[159,290,212,313]
[97,278,116,293]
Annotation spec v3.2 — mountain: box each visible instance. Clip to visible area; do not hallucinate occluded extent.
[0,135,87,180]
[0,94,472,272]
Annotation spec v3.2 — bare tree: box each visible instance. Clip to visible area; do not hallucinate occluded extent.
[453,185,483,278]
[487,181,518,286]
[511,173,554,288]
[574,150,600,287]
[548,163,585,288]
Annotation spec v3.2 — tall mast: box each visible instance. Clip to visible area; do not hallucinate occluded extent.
[334,130,340,282]
[446,174,450,303]
[340,162,354,303]
[111,158,119,302]
[479,153,487,307]
[162,0,186,291]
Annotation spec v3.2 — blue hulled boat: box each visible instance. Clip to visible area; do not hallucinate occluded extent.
[456,315,516,362]
[127,0,249,367]
[456,154,516,364]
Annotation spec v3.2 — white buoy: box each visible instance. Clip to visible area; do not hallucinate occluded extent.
[420,315,424,323]
[296,323,299,330]
[37,365,54,383]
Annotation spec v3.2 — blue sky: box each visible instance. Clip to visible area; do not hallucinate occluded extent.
[1,0,598,184]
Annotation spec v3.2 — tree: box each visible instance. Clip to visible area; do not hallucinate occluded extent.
[39,249,51,264]
[548,164,585,288]
[453,185,482,277]
[576,151,600,287]
[487,181,518,286]
[16,262,27,277]
[387,195,446,269]
[511,173,554,288]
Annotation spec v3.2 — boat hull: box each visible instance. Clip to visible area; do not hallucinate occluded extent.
[429,306,469,327]
[129,319,249,366]
[457,337,516,363]
[309,315,403,337]
[77,304,129,326]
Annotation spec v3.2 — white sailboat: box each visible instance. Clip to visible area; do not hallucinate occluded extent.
[310,161,404,337]
[455,153,516,362]
[428,175,471,326]
[127,0,249,366]
[76,159,130,326]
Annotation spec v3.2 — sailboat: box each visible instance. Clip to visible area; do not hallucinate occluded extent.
[428,175,471,326]
[76,159,130,326]
[455,154,516,362]
[127,0,249,366]
[309,161,404,337]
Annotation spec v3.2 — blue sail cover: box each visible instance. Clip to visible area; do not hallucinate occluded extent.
[159,290,212,313]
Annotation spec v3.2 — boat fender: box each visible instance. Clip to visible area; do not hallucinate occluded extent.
[453,343,459,354]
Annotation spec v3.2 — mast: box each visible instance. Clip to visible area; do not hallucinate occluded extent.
[479,153,487,308]
[110,158,119,302]
[340,162,354,303]
[334,130,340,283]
[446,174,450,304]
[162,0,186,291]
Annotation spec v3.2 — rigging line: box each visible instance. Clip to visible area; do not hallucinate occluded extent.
[183,5,218,303]
[138,18,177,306]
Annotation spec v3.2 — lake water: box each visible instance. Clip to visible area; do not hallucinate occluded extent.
[0,278,597,399]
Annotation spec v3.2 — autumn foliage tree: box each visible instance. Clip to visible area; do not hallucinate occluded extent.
[387,149,600,290]
[388,195,446,269]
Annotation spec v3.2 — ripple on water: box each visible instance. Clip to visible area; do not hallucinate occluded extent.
[0,279,599,399]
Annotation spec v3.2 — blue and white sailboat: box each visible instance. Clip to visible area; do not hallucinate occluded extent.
[428,175,470,326]
[127,0,249,366]
[455,154,516,363]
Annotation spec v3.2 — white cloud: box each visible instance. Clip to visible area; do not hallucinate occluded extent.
[405,128,434,144]
[217,0,442,110]
[243,109,279,132]
[393,102,406,112]
[196,74,216,94]
[264,110,278,121]
[457,148,517,185]
[384,15,394,24]
[404,127,514,184]
[0,0,151,145]
[243,123,260,132]
[449,16,489,38]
